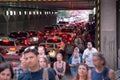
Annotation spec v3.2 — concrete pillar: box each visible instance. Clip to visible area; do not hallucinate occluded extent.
[101,0,117,69]
[117,0,120,69]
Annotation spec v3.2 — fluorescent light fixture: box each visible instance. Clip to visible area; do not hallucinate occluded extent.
[33,11,35,15]
[10,11,13,15]
[24,11,27,15]
[29,11,32,15]
[13,11,16,15]
[19,11,22,15]
[36,11,39,15]
[6,10,9,15]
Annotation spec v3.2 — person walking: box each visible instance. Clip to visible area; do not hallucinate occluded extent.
[18,46,55,80]
[88,53,115,80]
[82,42,98,69]
[74,64,89,80]
[39,57,56,80]
[13,53,27,80]
[68,47,82,79]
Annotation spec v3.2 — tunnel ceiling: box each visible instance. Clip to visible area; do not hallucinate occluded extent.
[0,0,95,10]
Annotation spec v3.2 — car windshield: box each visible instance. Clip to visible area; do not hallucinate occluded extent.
[61,29,73,33]
[47,39,61,43]
[27,31,37,37]
[9,32,28,38]
[45,27,54,30]
[0,41,15,46]
[39,44,54,49]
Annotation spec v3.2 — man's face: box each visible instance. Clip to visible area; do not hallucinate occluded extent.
[20,55,27,67]
[38,47,45,55]
[93,56,103,68]
[87,44,92,49]
[24,52,39,68]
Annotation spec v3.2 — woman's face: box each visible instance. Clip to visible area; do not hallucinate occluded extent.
[0,68,12,80]
[56,54,62,61]
[78,65,88,77]
[39,58,47,68]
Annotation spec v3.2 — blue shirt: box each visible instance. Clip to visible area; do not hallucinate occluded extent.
[91,67,110,80]
[18,68,55,80]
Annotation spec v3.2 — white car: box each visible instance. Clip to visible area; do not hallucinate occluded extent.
[0,38,19,55]
[39,36,65,58]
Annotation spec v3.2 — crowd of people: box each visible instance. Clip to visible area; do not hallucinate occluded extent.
[0,41,116,80]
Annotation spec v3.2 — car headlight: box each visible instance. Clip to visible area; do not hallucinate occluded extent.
[32,37,38,41]
[48,50,56,58]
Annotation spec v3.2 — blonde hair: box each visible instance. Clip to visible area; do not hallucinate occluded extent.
[39,57,49,80]
[39,57,48,67]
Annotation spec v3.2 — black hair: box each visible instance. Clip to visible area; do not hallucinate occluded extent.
[0,54,5,63]
[93,52,106,66]
[24,48,39,56]
[0,62,14,79]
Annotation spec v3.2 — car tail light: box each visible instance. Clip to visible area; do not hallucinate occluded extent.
[38,31,42,34]
[62,34,67,38]
[45,44,48,48]
[30,32,32,35]
[8,47,16,51]
[52,36,56,41]
[50,32,54,36]
[44,35,48,38]
[17,32,20,34]
[24,39,28,45]
[59,41,64,47]
[59,32,62,35]
[3,40,9,43]
[68,38,72,41]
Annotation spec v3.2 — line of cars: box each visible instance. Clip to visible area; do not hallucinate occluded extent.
[0,22,77,62]
[42,23,77,59]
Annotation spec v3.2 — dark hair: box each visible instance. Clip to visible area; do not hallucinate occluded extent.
[24,47,39,56]
[93,52,106,65]
[0,54,5,63]
[0,62,14,79]
[76,63,89,80]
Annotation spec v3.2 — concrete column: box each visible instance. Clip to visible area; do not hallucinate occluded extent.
[117,0,120,69]
[101,0,117,69]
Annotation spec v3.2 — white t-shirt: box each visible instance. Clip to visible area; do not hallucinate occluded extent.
[72,56,80,65]
[83,48,98,67]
